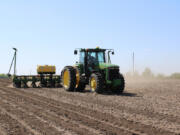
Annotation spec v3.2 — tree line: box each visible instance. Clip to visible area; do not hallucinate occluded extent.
[126,68,180,79]
[0,74,8,78]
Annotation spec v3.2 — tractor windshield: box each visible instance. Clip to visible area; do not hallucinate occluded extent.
[87,51,105,64]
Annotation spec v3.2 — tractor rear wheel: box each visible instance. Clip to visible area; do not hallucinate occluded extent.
[61,66,76,91]
[75,67,86,92]
[89,73,103,93]
[113,73,125,94]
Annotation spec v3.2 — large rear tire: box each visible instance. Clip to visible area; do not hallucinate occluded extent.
[89,73,103,93]
[61,66,76,91]
[75,67,86,92]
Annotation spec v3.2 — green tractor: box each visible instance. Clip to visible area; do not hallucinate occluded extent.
[61,47,125,93]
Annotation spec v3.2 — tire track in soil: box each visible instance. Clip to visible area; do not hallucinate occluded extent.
[38,88,180,124]
[0,89,136,135]
[0,108,35,135]
[0,86,176,135]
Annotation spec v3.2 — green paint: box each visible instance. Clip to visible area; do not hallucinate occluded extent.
[112,79,121,87]
[98,63,119,69]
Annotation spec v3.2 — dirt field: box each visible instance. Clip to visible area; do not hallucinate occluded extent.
[0,78,179,135]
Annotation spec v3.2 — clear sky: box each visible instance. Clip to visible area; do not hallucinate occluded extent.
[0,0,180,75]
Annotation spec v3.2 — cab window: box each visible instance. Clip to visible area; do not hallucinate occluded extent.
[79,52,85,64]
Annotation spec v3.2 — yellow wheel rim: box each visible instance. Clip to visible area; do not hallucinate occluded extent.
[75,70,80,88]
[63,70,69,88]
[90,77,96,91]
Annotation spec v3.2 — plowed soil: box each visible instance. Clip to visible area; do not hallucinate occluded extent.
[0,78,180,135]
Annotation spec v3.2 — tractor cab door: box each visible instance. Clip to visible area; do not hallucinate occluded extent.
[79,51,97,79]
[87,52,98,71]
[78,51,85,73]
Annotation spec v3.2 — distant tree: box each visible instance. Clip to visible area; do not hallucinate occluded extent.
[156,73,166,79]
[142,68,154,78]
[170,73,180,79]
[0,74,8,78]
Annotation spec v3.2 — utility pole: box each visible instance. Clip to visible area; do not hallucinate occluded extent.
[8,48,17,76]
[132,52,135,75]
[14,48,17,75]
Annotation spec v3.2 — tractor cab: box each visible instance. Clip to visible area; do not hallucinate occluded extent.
[74,47,116,74]
[79,48,106,64]
[75,47,114,64]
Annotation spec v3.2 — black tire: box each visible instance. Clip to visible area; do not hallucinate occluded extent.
[31,77,37,88]
[40,80,47,87]
[51,79,56,88]
[61,66,76,91]
[76,82,86,92]
[113,73,125,94]
[13,81,21,88]
[40,76,47,87]
[22,81,28,88]
[89,73,103,93]
[13,77,21,88]
[31,82,37,88]
[56,74,62,87]
[75,67,86,92]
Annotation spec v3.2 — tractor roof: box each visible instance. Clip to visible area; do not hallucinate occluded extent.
[74,47,114,53]
[80,48,106,52]
[78,47,113,52]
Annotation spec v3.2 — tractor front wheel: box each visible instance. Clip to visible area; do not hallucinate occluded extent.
[89,73,103,93]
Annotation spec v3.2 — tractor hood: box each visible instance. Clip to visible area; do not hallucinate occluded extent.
[98,63,119,69]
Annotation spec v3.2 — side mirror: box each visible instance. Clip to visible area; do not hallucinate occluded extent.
[112,51,114,55]
[74,50,78,55]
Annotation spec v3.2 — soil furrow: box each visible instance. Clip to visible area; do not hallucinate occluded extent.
[0,126,8,135]
[0,86,176,135]
[35,88,180,124]
[0,99,64,135]
[0,88,136,135]
[0,108,35,135]
[0,94,99,135]
[8,88,180,134]
[1,79,180,135]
